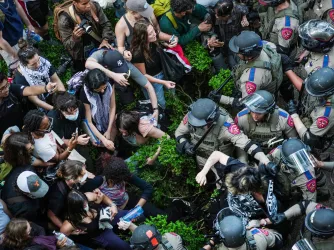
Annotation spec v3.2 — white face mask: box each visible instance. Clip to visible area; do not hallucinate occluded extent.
[63,109,79,121]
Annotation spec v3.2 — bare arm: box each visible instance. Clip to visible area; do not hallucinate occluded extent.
[47,209,63,229]
[285,70,303,92]
[22,82,57,96]
[28,96,53,110]
[60,221,75,236]
[201,151,230,176]
[115,20,127,54]
[83,103,107,143]
[14,0,33,29]
[0,31,18,58]
[146,127,167,139]
[0,199,12,218]
[144,82,158,117]
[291,114,308,138]
[106,86,116,134]
[133,62,168,86]
[50,73,66,91]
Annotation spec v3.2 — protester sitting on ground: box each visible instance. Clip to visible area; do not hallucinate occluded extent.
[0,71,59,138]
[14,39,65,111]
[131,19,176,109]
[56,0,115,72]
[47,160,103,229]
[0,199,11,244]
[22,109,78,165]
[115,0,178,62]
[60,189,131,249]
[85,48,159,112]
[80,69,116,151]
[2,218,67,250]
[48,91,94,170]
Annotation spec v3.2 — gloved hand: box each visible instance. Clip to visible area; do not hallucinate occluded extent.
[185,142,195,156]
[271,213,287,225]
[265,162,279,177]
[208,91,221,103]
[281,54,294,72]
[176,141,195,156]
[232,98,244,109]
[99,207,113,230]
[287,100,298,115]
[117,220,132,231]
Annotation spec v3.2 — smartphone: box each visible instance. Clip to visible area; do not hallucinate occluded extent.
[72,127,78,138]
[169,35,175,44]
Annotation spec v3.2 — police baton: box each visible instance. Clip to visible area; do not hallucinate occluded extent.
[212,75,233,96]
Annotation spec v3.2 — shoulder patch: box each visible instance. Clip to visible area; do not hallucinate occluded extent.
[287,115,294,128]
[329,9,334,22]
[246,81,257,95]
[279,110,288,118]
[316,117,329,129]
[251,228,261,235]
[260,229,269,236]
[238,109,250,117]
[306,179,316,193]
[183,115,188,125]
[281,27,293,40]
[224,122,241,135]
[169,232,178,236]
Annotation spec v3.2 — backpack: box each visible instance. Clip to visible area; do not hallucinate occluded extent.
[165,10,178,29]
[151,0,171,18]
[67,69,89,96]
[233,43,283,96]
[53,0,99,41]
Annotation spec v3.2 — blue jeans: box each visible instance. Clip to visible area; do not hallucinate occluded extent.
[142,71,167,109]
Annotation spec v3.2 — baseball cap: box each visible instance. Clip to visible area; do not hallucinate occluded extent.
[17,171,49,198]
[103,50,129,74]
[126,0,153,19]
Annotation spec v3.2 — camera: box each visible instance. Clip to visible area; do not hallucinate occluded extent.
[57,55,72,76]
[79,19,92,33]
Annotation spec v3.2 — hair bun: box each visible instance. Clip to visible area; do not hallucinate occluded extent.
[18,38,28,50]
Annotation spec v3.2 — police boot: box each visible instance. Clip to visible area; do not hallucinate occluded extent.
[317,188,331,202]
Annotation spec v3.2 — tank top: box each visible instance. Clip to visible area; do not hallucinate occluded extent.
[123,15,134,49]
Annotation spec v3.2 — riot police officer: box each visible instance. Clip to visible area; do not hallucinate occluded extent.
[175,98,270,167]
[235,90,297,155]
[268,138,317,202]
[214,31,283,106]
[304,0,334,25]
[259,0,301,57]
[287,67,334,157]
[201,208,283,250]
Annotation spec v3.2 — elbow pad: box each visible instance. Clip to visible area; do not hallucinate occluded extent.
[302,130,324,149]
[244,141,262,157]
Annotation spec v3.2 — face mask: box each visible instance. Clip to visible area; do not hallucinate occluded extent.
[84,205,89,212]
[64,110,79,121]
[79,172,88,184]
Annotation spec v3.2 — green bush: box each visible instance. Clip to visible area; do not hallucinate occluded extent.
[145,215,206,250]
[165,92,189,133]
[185,41,212,72]
[208,68,234,97]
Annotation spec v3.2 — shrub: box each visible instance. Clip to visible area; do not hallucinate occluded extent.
[185,41,212,72]
[208,68,234,97]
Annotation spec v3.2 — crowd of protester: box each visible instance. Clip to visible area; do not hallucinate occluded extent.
[1,0,334,249]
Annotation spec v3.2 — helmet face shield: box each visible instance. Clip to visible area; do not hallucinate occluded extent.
[291,239,316,250]
[242,92,274,113]
[286,149,314,175]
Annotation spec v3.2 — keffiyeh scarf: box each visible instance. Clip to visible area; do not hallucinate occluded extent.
[84,83,112,132]
[19,56,51,87]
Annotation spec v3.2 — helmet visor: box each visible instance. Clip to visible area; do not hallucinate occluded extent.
[242,93,272,113]
[299,21,334,49]
[287,149,314,175]
[292,239,316,250]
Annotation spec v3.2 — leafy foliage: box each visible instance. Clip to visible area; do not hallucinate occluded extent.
[145,215,206,250]
[185,41,212,72]
[165,92,189,133]
[208,68,234,97]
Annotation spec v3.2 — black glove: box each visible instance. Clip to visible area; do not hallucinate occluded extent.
[176,141,195,156]
[232,98,245,110]
[287,100,298,115]
[208,91,221,103]
[259,162,278,177]
[271,213,287,225]
[281,54,294,72]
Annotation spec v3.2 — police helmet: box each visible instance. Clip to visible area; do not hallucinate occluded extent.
[299,20,334,53]
[281,139,314,175]
[214,208,247,248]
[291,239,316,250]
[130,225,162,250]
[305,208,334,239]
[304,67,334,97]
[229,31,263,58]
[258,0,285,7]
[214,0,233,17]
[242,90,275,114]
[188,98,219,127]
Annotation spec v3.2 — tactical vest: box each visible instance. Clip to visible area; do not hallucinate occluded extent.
[276,163,299,199]
[216,232,257,250]
[262,2,300,46]
[245,109,283,153]
[314,240,334,250]
[233,44,283,95]
[161,237,173,250]
[190,109,230,159]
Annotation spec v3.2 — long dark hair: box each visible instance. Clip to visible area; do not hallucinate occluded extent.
[3,218,32,250]
[130,19,157,62]
[53,91,80,112]
[115,110,141,135]
[57,160,85,181]
[84,68,109,91]
[23,109,46,133]
[3,132,34,167]
[66,190,92,230]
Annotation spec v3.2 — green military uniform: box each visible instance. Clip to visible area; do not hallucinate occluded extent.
[261,1,300,56]
[268,146,317,201]
[216,228,281,250]
[157,232,186,250]
[235,107,297,154]
[175,108,263,167]
[159,4,208,46]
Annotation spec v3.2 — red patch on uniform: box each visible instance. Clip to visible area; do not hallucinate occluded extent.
[234,116,238,125]
[228,124,241,135]
[316,117,329,129]
[329,10,334,22]
[260,229,269,236]
[183,115,188,125]
[268,147,277,155]
[281,28,293,40]
[170,232,177,236]
[306,179,316,193]
[246,81,257,94]
[315,203,328,210]
[287,115,295,128]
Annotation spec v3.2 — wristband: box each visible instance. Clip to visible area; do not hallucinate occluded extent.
[44,85,48,93]
[66,147,72,153]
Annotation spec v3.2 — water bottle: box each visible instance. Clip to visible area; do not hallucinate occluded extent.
[53,231,76,246]
[23,29,43,43]
[121,205,144,222]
